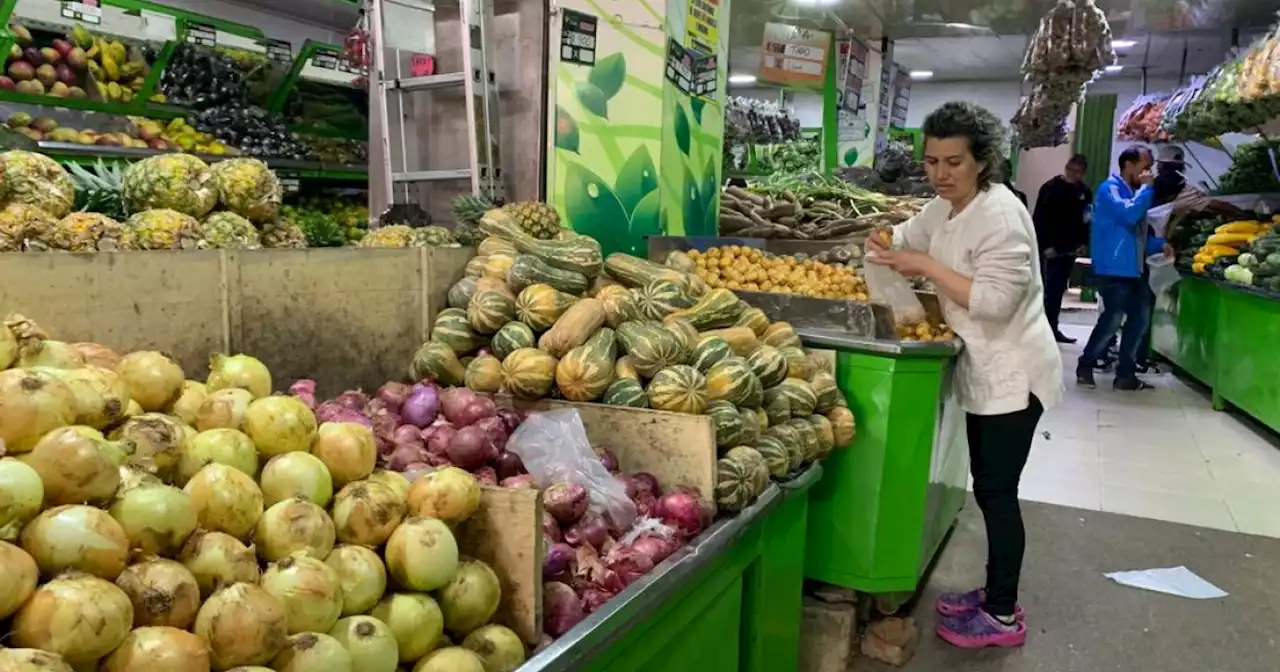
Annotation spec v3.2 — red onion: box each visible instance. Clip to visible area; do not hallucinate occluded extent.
[369,407,399,438]
[543,582,584,637]
[375,382,412,413]
[387,438,427,471]
[597,449,619,472]
[631,472,660,496]
[399,385,439,428]
[543,482,588,525]
[447,425,494,469]
[333,390,369,411]
[422,422,456,457]
[579,586,615,614]
[543,515,562,543]
[500,474,536,489]
[543,542,576,579]
[315,402,372,427]
[289,379,317,410]
[613,474,639,501]
[391,425,421,445]
[452,395,496,428]
[631,534,679,564]
[439,387,478,425]
[495,408,524,434]
[632,490,657,518]
[653,490,706,538]
[424,453,451,468]
[604,544,654,586]
[493,451,526,481]
[474,466,498,486]
[563,516,609,549]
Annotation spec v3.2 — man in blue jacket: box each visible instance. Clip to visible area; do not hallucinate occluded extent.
[1077,146,1172,390]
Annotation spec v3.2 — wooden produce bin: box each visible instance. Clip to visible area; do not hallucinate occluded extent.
[457,486,545,644]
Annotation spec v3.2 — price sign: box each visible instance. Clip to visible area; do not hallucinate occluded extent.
[312,52,340,70]
[410,53,435,77]
[685,0,719,56]
[664,39,694,95]
[560,8,597,67]
[186,22,216,47]
[264,38,292,64]
[758,22,829,90]
[61,1,101,25]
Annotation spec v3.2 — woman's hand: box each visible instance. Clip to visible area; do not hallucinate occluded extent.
[865,227,893,253]
[866,248,938,277]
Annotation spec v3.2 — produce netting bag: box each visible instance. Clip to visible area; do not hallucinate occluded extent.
[507,409,637,531]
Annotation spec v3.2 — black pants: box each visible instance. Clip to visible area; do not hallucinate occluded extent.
[966,395,1044,616]
[1041,253,1075,334]
[1079,275,1152,379]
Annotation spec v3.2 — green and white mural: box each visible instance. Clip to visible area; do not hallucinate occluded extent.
[546,0,728,256]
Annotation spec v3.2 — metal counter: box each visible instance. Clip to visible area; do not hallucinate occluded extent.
[797,327,962,358]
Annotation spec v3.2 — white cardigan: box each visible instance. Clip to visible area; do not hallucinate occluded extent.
[892,184,1064,416]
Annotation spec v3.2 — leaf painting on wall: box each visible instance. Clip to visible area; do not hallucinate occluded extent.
[563,161,630,256]
[614,146,658,219]
[691,97,706,125]
[628,189,662,255]
[576,81,609,119]
[680,162,705,238]
[674,103,691,156]
[697,154,718,236]
[555,105,580,153]
[588,53,627,100]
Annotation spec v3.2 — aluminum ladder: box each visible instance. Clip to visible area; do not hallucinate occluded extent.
[367,0,502,217]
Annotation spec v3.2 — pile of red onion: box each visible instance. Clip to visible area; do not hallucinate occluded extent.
[289,380,528,481]
[541,450,710,641]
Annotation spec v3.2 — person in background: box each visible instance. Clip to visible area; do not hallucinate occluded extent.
[1152,145,1243,214]
[1032,154,1093,343]
[1076,146,1171,391]
[866,101,1062,649]
[1002,159,1028,207]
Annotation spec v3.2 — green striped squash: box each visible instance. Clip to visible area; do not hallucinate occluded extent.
[431,307,486,355]
[706,400,745,450]
[738,408,761,445]
[646,365,708,415]
[410,340,466,386]
[665,288,744,330]
[500,347,558,399]
[617,321,687,378]
[781,346,811,379]
[764,425,804,471]
[515,283,578,332]
[467,290,517,335]
[725,446,769,496]
[762,322,801,349]
[690,337,732,373]
[705,357,757,406]
[555,327,617,402]
[664,317,698,362]
[745,345,788,388]
[775,378,818,417]
[808,414,835,458]
[602,378,648,408]
[754,436,790,478]
[464,353,503,393]
[448,276,479,310]
[715,456,754,513]
[734,307,770,336]
[761,385,792,426]
[491,321,536,361]
[600,285,642,329]
[827,406,856,448]
[810,371,840,413]
[787,418,821,463]
[636,280,696,320]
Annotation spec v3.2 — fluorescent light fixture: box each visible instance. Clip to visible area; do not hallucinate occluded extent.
[1112,39,1137,48]
[728,74,757,85]
[1105,65,1123,73]
[909,70,934,79]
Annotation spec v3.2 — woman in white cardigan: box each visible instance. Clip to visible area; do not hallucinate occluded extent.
[866,102,1063,649]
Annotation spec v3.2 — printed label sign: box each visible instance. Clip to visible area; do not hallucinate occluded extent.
[685,0,719,56]
[61,1,101,25]
[759,23,829,89]
[692,51,718,99]
[410,53,435,77]
[186,22,216,47]
[560,8,597,67]
[665,38,694,96]
[264,38,292,64]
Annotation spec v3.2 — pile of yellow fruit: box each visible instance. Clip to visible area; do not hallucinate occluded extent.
[897,320,954,342]
[688,245,869,300]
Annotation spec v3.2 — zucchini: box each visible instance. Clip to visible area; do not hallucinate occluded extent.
[507,254,590,295]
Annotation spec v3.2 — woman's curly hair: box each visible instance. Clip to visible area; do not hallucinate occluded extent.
[921,101,1008,190]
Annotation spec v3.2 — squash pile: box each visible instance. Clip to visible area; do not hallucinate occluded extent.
[1189,219,1272,275]
[676,245,870,300]
[412,210,857,514]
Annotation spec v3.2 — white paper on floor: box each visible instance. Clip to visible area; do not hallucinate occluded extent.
[1104,566,1228,599]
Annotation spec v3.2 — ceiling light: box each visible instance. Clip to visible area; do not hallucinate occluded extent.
[729,74,757,85]
[1105,65,1123,73]
[909,70,934,79]
[1112,39,1137,48]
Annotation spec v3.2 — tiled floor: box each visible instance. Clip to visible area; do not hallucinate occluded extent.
[1018,321,1280,538]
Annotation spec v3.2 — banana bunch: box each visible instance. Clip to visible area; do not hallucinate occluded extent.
[70,25,157,104]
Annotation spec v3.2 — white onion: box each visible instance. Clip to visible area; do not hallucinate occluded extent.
[0,456,44,540]
[179,529,262,598]
[0,368,77,453]
[260,451,334,507]
[24,426,124,506]
[244,395,318,456]
[367,469,411,500]
[72,341,123,370]
[0,647,74,671]
[384,517,459,592]
[415,647,486,672]
[262,553,345,634]
[0,540,38,619]
[100,625,211,672]
[168,379,208,425]
[195,387,254,431]
[333,480,405,547]
[0,318,16,368]
[311,422,376,486]
[195,582,290,670]
[370,592,445,663]
[17,340,84,369]
[462,624,526,672]
[185,462,264,540]
[12,572,134,665]
[20,504,130,580]
[178,427,259,485]
[325,544,388,616]
[115,558,202,629]
[116,351,184,411]
[108,479,198,556]
[208,353,273,399]
[44,365,131,429]
[109,412,187,479]
[272,632,354,672]
[329,615,400,672]
[255,497,336,562]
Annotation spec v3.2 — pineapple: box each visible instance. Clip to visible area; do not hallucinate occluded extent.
[0,203,57,252]
[122,209,204,250]
[260,218,308,249]
[451,194,493,246]
[202,212,262,249]
[413,225,458,247]
[122,153,217,218]
[27,212,126,252]
[67,160,127,220]
[210,158,282,223]
[1,150,75,218]
[358,225,417,248]
[501,200,561,240]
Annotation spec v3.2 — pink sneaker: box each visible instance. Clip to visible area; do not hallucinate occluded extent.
[936,609,1027,649]
[935,589,1025,621]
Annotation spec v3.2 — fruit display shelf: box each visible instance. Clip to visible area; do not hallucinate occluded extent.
[267,39,368,141]
[37,140,367,180]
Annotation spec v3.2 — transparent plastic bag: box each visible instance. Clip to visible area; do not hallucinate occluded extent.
[862,258,927,326]
[507,409,637,531]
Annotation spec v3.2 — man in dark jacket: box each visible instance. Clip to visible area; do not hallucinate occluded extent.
[1033,154,1092,343]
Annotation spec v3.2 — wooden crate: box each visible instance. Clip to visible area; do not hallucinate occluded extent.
[456,486,544,644]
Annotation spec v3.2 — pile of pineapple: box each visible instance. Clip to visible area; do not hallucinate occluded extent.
[0,151,307,252]
[451,194,561,244]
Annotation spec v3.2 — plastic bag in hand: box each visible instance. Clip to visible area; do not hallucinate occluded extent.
[507,409,637,531]
[862,259,927,326]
